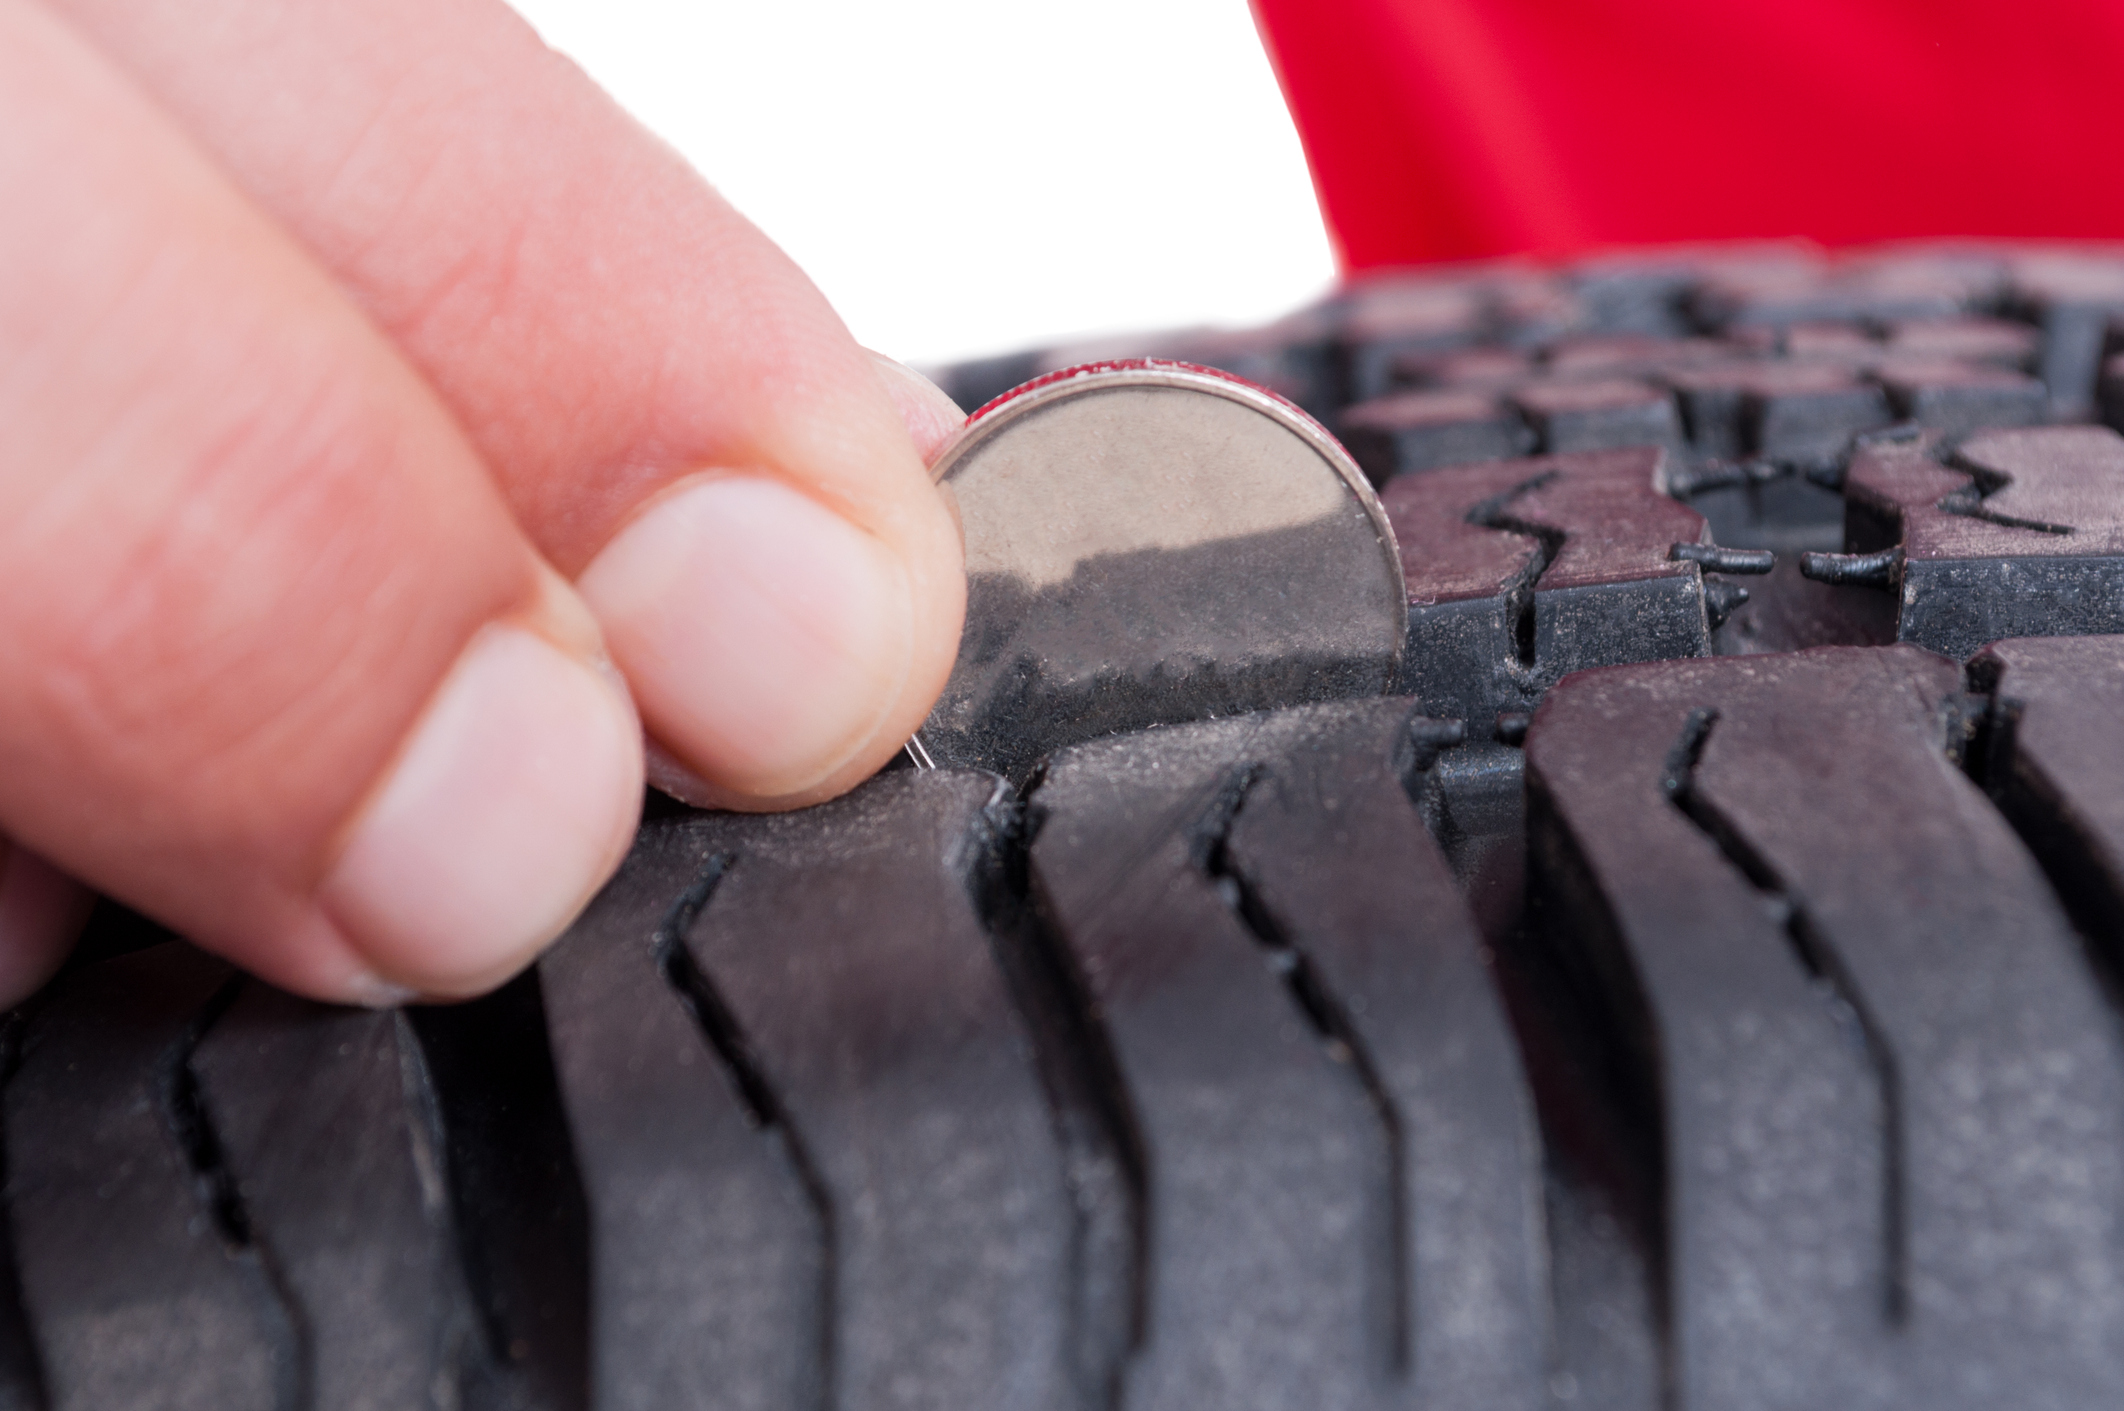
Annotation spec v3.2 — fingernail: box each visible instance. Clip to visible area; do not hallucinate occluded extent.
[578,474,915,801]
[868,351,966,463]
[320,623,643,998]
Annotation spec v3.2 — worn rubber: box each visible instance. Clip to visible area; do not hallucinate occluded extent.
[24,240,2124,1409]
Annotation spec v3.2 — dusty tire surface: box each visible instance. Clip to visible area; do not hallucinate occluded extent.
[27,241,2124,1410]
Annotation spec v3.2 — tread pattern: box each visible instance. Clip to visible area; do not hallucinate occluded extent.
[25,640,2124,1409]
[1971,634,2124,951]
[32,241,2124,1410]
[539,771,1078,1411]
[8,948,283,1411]
[186,988,487,1411]
[674,775,1075,1411]
[6,944,544,1411]
[1524,644,2124,1410]
[1382,446,1722,724]
[929,242,2124,731]
[1835,425,2124,657]
[1026,698,1546,1411]
[539,826,838,1411]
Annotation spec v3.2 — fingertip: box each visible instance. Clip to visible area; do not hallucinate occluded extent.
[580,473,923,807]
[0,842,92,1008]
[317,618,644,1002]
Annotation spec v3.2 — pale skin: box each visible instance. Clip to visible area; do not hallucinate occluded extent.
[0,0,970,1005]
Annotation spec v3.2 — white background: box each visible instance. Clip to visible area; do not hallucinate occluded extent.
[507,0,1338,369]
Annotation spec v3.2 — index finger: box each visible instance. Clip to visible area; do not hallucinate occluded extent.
[45,0,967,808]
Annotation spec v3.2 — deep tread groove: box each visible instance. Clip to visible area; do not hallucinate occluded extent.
[651,856,837,1411]
[1189,765,1414,1376]
[1957,667,2124,1032]
[156,976,310,1411]
[1512,772,1672,1410]
[1465,470,1567,669]
[0,1013,47,1411]
[965,787,1148,1411]
[388,1009,493,1406]
[1659,708,1909,1325]
[406,971,594,1411]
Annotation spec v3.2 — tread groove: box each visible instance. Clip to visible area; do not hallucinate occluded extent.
[404,975,593,1411]
[156,976,311,1411]
[1659,708,1909,1325]
[652,855,837,1411]
[388,1010,496,1406]
[1190,765,1413,1376]
[1959,676,2124,1033]
[1499,771,1672,1411]
[1466,471,1566,670]
[967,788,1147,1411]
[0,1013,47,1411]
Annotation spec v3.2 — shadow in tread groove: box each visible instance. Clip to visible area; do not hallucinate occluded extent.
[0,1013,47,1411]
[965,787,1147,1411]
[407,970,594,1411]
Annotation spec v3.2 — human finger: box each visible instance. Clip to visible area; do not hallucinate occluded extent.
[45,0,968,810]
[0,0,640,1002]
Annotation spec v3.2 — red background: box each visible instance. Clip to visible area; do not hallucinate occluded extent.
[1250,0,2124,271]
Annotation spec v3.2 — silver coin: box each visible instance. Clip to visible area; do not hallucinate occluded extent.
[910,359,1408,779]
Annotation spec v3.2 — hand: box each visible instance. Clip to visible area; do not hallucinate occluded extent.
[0,0,968,1005]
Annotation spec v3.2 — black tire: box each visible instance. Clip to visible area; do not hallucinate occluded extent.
[22,240,2124,1410]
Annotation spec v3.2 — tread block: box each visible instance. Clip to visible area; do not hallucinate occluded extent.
[1507,377,1682,454]
[1872,356,2046,432]
[7,947,289,1411]
[1660,360,1893,463]
[1882,317,2038,369]
[1216,708,1548,1410]
[1649,359,1764,461]
[1541,334,1735,377]
[1527,645,2124,1410]
[1491,273,1588,349]
[669,771,1078,1411]
[1692,253,1989,328]
[1970,635,2124,946]
[1381,448,1716,720]
[1338,389,1534,483]
[1334,279,1487,403]
[1566,243,1821,336]
[1388,346,1531,391]
[1839,426,2124,658]
[540,825,822,1411]
[2008,251,2124,416]
[1028,699,1546,1411]
[187,988,490,1411]
[544,770,1080,1411]
[1779,321,1879,360]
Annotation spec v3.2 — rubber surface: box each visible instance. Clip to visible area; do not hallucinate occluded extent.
[28,241,2124,1408]
[1525,644,2124,1410]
